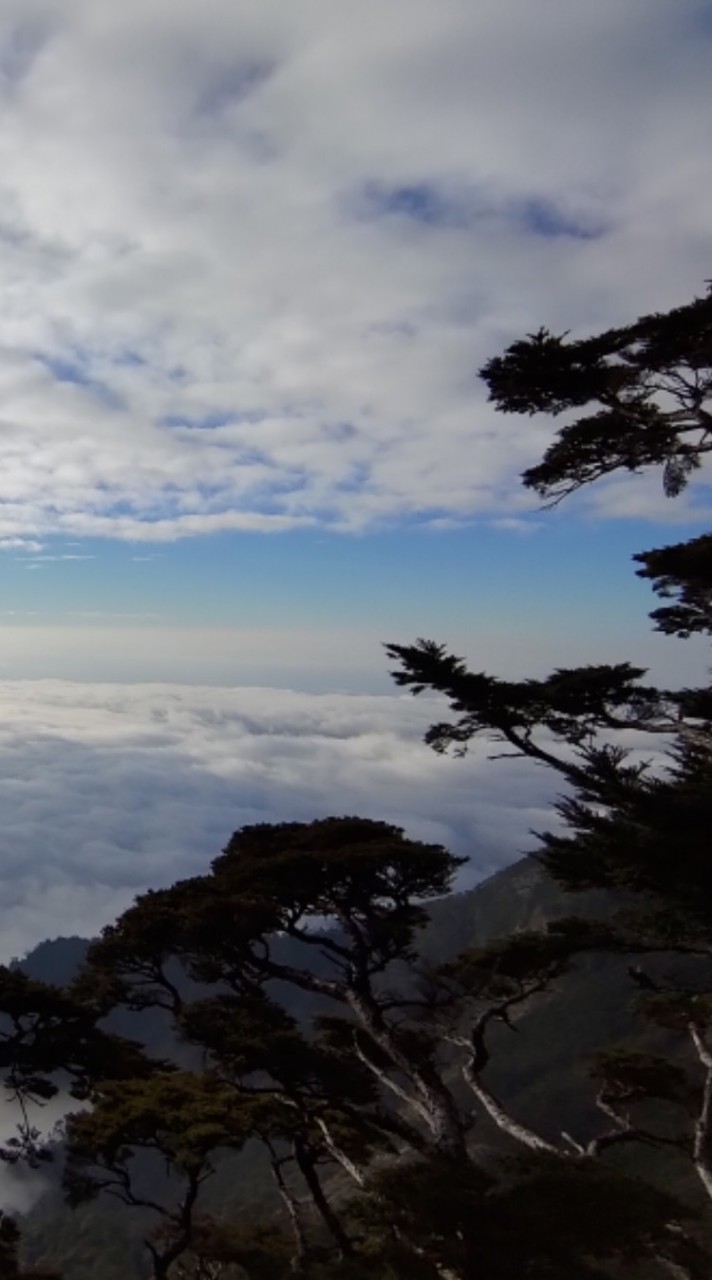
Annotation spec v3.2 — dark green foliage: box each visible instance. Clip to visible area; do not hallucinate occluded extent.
[0,1212,22,1279]
[349,1155,493,1279]
[210,816,462,963]
[590,1047,693,1109]
[176,1216,296,1279]
[634,533,712,637]
[385,639,674,790]
[538,738,712,933]
[0,965,154,1166]
[64,1071,268,1279]
[441,927,574,1001]
[351,1152,704,1280]
[83,818,463,1006]
[1,1209,62,1279]
[387,645,661,743]
[179,993,379,1117]
[484,1154,707,1279]
[65,1071,256,1199]
[479,286,712,502]
[641,992,712,1036]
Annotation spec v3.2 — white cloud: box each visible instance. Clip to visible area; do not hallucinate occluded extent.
[0,0,709,541]
[0,538,43,552]
[21,553,94,563]
[0,677,561,961]
[489,517,542,535]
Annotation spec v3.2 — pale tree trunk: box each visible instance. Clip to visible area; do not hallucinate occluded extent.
[346,985,468,1162]
[461,1058,560,1154]
[647,1219,712,1280]
[267,1146,309,1271]
[689,1024,712,1204]
[314,1117,367,1187]
[653,1256,696,1280]
[460,1007,562,1156]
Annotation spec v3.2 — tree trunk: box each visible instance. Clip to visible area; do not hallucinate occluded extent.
[314,1117,367,1187]
[461,1059,560,1154]
[346,985,468,1162]
[689,1024,712,1203]
[293,1137,355,1256]
[268,1149,309,1271]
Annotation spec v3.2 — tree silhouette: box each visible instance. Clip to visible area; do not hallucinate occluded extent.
[480,286,712,503]
[387,284,712,1226]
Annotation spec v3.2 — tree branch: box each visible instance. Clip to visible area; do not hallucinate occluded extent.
[689,1024,712,1203]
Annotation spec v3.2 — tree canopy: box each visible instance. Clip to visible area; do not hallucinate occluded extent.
[480,285,712,502]
[634,532,712,638]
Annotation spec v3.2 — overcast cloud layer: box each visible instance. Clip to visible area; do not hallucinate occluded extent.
[0,677,564,962]
[0,0,710,547]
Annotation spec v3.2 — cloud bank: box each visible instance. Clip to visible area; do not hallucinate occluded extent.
[0,0,710,546]
[0,678,559,961]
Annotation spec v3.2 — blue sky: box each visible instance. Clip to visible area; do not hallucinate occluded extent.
[1,513,709,690]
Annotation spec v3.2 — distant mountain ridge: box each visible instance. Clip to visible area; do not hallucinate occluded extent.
[15,936,91,987]
[16,854,611,983]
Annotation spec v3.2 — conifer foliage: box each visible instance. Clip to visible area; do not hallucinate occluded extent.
[480,285,712,502]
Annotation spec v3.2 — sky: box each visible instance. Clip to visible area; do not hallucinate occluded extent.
[0,0,710,958]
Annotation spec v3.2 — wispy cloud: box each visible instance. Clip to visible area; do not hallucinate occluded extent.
[490,517,542,534]
[22,554,95,562]
[0,0,708,544]
[0,609,157,619]
[0,537,43,552]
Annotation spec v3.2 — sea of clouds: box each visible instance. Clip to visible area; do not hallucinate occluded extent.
[0,678,562,963]
[0,674,564,1215]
